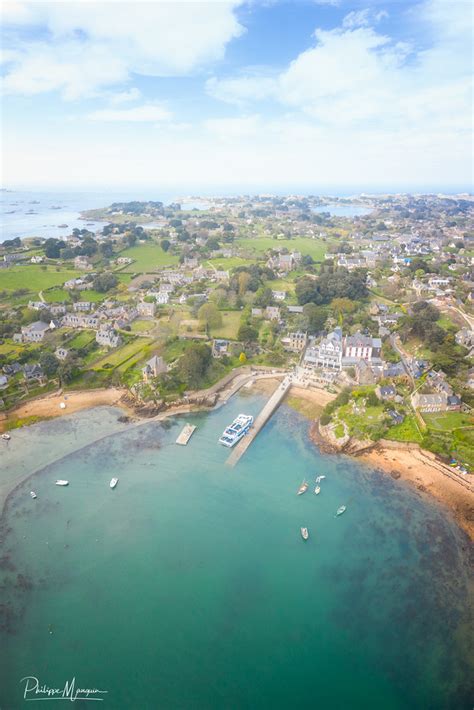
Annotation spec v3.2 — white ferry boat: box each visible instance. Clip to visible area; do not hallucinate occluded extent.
[218,414,254,448]
[55,480,69,486]
[110,478,118,489]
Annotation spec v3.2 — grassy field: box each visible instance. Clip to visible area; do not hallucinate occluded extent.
[91,338,152,370]
[206,257,254,270]
[42,288,71,303]
[385,415,423,443]
[338,403,387,438]
[67,330,96,349]
[235,236,331,261]
[210,311,242,339]
[0,265,79,292]
[119,244,179,272]
[423,411,474,431]
[130,319,154,333]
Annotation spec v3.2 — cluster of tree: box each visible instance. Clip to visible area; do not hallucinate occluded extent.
[92,272,118,293]
[295,267,368,306]
[108,201,164,215]
[230,265,275,294]
[177,343,212,389]
[319,388,351,425]
[2,237,21,248]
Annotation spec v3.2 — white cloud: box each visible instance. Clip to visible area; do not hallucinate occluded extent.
[86,103,172,122]
[2,1,245,98]
[206,74,277,106]
[108,88,142,105]
[342,9,388,29]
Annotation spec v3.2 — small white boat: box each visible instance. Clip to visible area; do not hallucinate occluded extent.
[110,478,118,489]
[30,491,37,499]
[301,527,309,540]
[55,480,69,486]
[297,480,309,495]
[336,505,346,516]
[1,433,11,441]
[314,485,321,495]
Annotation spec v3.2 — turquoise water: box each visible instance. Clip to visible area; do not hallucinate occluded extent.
[0,397,472,709]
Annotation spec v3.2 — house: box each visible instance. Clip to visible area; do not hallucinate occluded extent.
[96,326,121,349]
[281,331,307,352]
[447,395,462,411]
[388,410,405,425]
[303,328,343,370]
[30,255,44,264]
[74,256,93,270]
[155,292,169,305]
[73,301,92,312]
[412,392,447,412]
[62,313,99,329]
[23,363,45,382]
[50,304,67,316]
[265,306,280,321]
[28,300,47,310]
[20,321,50,342]
[0,374,8,390]
[137,301,156,317]
[343,332,381,362]
[272,290,287,301]
[212,339,230,358]
[287,305,304,314]
[251,308,263,318]
[64,278,92,291]
[55,347,69,360]
[142,355,167,381]
[455,328,474,349]
[376,385,396,400]
[116,257,133,265]
[383,362,407,379]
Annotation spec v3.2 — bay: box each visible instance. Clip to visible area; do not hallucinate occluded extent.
[0,397,472,709]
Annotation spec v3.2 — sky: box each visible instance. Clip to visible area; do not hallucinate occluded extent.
[1,0,473,194]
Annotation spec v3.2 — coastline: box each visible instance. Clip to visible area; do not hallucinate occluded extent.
[1,379,473,541]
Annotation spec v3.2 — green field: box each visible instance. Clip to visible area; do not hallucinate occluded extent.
[235,236,331,261]
[0,265,79,292]
[423,411,474,431]
[91,338,152,370]
[210,311,242,340]
[385,415,423,443]
[42,288,70,303]
[67,330,96,349]
[206,257,254,270]
[119,244,179,272]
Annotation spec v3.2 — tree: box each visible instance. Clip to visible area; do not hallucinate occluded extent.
[198,303,222,329]
[330,298,357,316]
[44,238,66,259]
[238,272,251,296]
[302,303,328,334]
[99,243,113,258]
[254,287,274,308]
[93,273,118,293]
[39,352,59,377]
[239,352,247,364]
[127,233,137,247]
[161,239,171,252]
[238,323,258,342]
[177,343,212,388]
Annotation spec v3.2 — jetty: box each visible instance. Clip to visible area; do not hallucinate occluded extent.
[226,376,292,466]
[176,423,196,445]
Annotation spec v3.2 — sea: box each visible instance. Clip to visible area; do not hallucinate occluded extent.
[0,190,372,244]
[0,396,472,709]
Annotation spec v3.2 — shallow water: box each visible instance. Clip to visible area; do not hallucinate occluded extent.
[0,397,472,709]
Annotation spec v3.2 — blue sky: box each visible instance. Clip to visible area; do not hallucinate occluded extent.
[1,0,472,193]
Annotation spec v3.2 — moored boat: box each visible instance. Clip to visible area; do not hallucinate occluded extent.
[30,491,37,499]
[110,477,118,489]
[218,414,253,448]
[300,527,309,540]
[314,485,321,495]
[336,505,346,516]
[297,480,309,495]
[55,480,69,486]
[1,433,11,441]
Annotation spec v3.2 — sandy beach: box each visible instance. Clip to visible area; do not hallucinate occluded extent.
[0,388,129,431]
[360,446,474,541]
